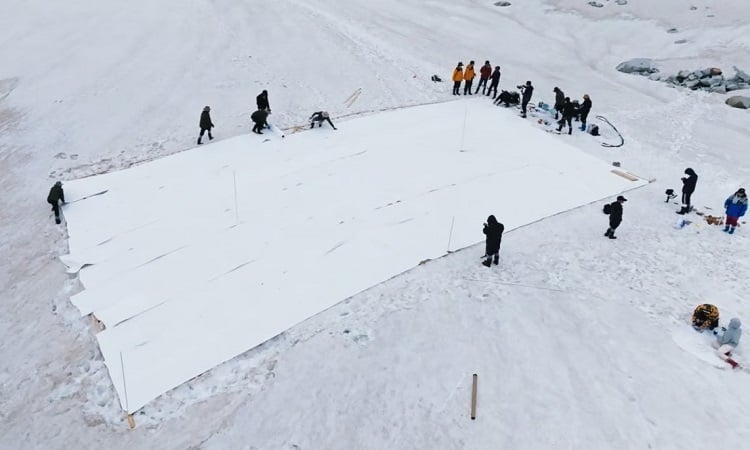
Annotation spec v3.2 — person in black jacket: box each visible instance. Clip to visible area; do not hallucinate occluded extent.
[251,109,269,134]
[604,195,627,239]
[486,66,501,98]
[256,90,270,112]
[518,81,533,118]
[553,87,565,120]
[197,106,214,145]
[678,168,698,214]
[556,97,577,134]
[579,94,592,131]
[310,111,337,129]
[47,181,65,224]
[482,215,504,267]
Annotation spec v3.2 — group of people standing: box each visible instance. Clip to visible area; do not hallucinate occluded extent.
[452,61,502,98]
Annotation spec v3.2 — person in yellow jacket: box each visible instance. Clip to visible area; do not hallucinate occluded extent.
[452,62,464,95]
[463,60,476,95]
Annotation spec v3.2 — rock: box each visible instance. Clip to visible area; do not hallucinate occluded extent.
[692,70,703,78]
[616,58,658,75]
[738,83,750,90]
[690,6,697,10]
[674,39,688,44]
[648,73,663,81]
[588,1,603,7]
[734,66,750,82]
[493,1,511,5]
[615,0,627,4]
[687,73,697,81]
[702,69,712,77]
[667,28,678,33]
[710,85,727,93]
[726,83,739,91]
[709,75,724,86]
[726,96,750,109]
[677,70,691,80]
[710,67,722,76]
[684,80,701,89]
[698,77,712,87]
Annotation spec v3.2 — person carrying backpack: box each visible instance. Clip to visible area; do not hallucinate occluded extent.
[603,195,627,239]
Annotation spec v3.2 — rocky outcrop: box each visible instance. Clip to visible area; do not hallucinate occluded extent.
[616,58,659,75]
[620,61,750,94]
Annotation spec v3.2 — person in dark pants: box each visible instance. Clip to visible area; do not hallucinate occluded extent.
[579,94,592,131]
[604,195,627,239]
[256,90,270,112]
[47,181,65,224]
[251,109,269,134]
[553,87,565,120]
[310,111,337,129]
[486,66,501,98]
[519,81,533,118]
[678,168,698,214]
[463,61,476,95]
[556,97,576,134]
[482,215,504,267]
[197,106,214,145]
[452,62,464,95]
[475,61,492,95]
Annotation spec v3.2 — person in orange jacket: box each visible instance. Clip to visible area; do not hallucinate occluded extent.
[452,62,464,95]
[463,61,476,95]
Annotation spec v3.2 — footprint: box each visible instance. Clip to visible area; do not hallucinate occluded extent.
[54,152,67,159]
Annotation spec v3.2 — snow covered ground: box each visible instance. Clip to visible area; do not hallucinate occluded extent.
[1,0,750,448]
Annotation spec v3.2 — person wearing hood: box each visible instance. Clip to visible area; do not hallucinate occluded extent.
[604,195,627,239]
[47,181,65,225]
[519,80,533,118]
[482,215,504,267]
[723,188,747,234]
[713,318,742,368]
[452,62,464,96]
[463,61,476,95]
[556,97,576,135]
[251,109,269,134]
[553,87,565,120]
[197,106,214,145]
[678,168,698,215]
[579,95,592,131]
[486,66,501,99]
[475,61,492,95]
[256,90,270,112]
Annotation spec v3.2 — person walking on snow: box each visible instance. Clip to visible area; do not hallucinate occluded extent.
[452,62,464,95]
[486,66,501,98]
[713,318,742,368]
[553,87,565,120]
[556,97,576,135]
[47,181,65,225]
[251,109,269,134]
[197,106,214,145]
[723,187,748,234]
[475,61,492,95]
[463,61,476,95]
[482,215,504,267]
[310,111,337,129]
[579,94,592,131]
[678,168,698,215]
[256,90,270,112]
[604,195,627,239]
[519,81,534,118]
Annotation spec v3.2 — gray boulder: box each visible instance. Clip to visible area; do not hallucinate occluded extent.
[726,96,750,109]
[710,85,727,94]
[616,58,658,75]
[616,0,628,4]
[667,28,678,33]
[684,80,701,89]
[588,1,604,7]
[494,1,511,5]
[726,83,739,91]
[734,66,750,82]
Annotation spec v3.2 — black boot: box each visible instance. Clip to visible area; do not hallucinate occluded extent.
[482,259,492,267]
[493,255,499,265]
[604,228,612,237]
[55,217,61,224]
[197,138,202,145]
[208,133,213,140]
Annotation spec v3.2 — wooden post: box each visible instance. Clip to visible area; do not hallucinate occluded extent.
[470,373,478,420]
[120,351,135,429]
[127,414,136,429]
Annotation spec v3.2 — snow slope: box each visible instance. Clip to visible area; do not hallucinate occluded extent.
[1,0,750,448]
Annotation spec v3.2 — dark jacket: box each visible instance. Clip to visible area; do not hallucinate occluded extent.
[554,89,565,109]
[479,64,492,80]
[47,184,65,204]
[608,201,623,226]
[490,68,501,85]
[580,98,592,116]
[682,168,698,194]
[483,215,504,255]
[251,109,269,124]
[256,92,269,111]
[200,111,213,129]
[521,84,533,102]
[561,100,577,118]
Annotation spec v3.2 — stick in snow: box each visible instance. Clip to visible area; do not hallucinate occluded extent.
[67,189,109,204]
[470,373,478,420]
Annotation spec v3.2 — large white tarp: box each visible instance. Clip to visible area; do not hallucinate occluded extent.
[62,100,647,412]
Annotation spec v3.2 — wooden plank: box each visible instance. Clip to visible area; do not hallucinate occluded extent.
[610,169,640,181]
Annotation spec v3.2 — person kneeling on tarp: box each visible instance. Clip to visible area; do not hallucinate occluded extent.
[310,111,337,130]
[713,318,742,368]
[692,303,719,331]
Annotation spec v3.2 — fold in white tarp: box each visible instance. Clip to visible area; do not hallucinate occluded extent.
[62,100,648,412]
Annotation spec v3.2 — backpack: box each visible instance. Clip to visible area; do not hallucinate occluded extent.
[603,203,611,214]
[589,124,599,136]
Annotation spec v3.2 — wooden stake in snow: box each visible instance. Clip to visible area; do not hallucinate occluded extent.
[446,216,455,252]
[470,373,478,420]
[120,351,136,429]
